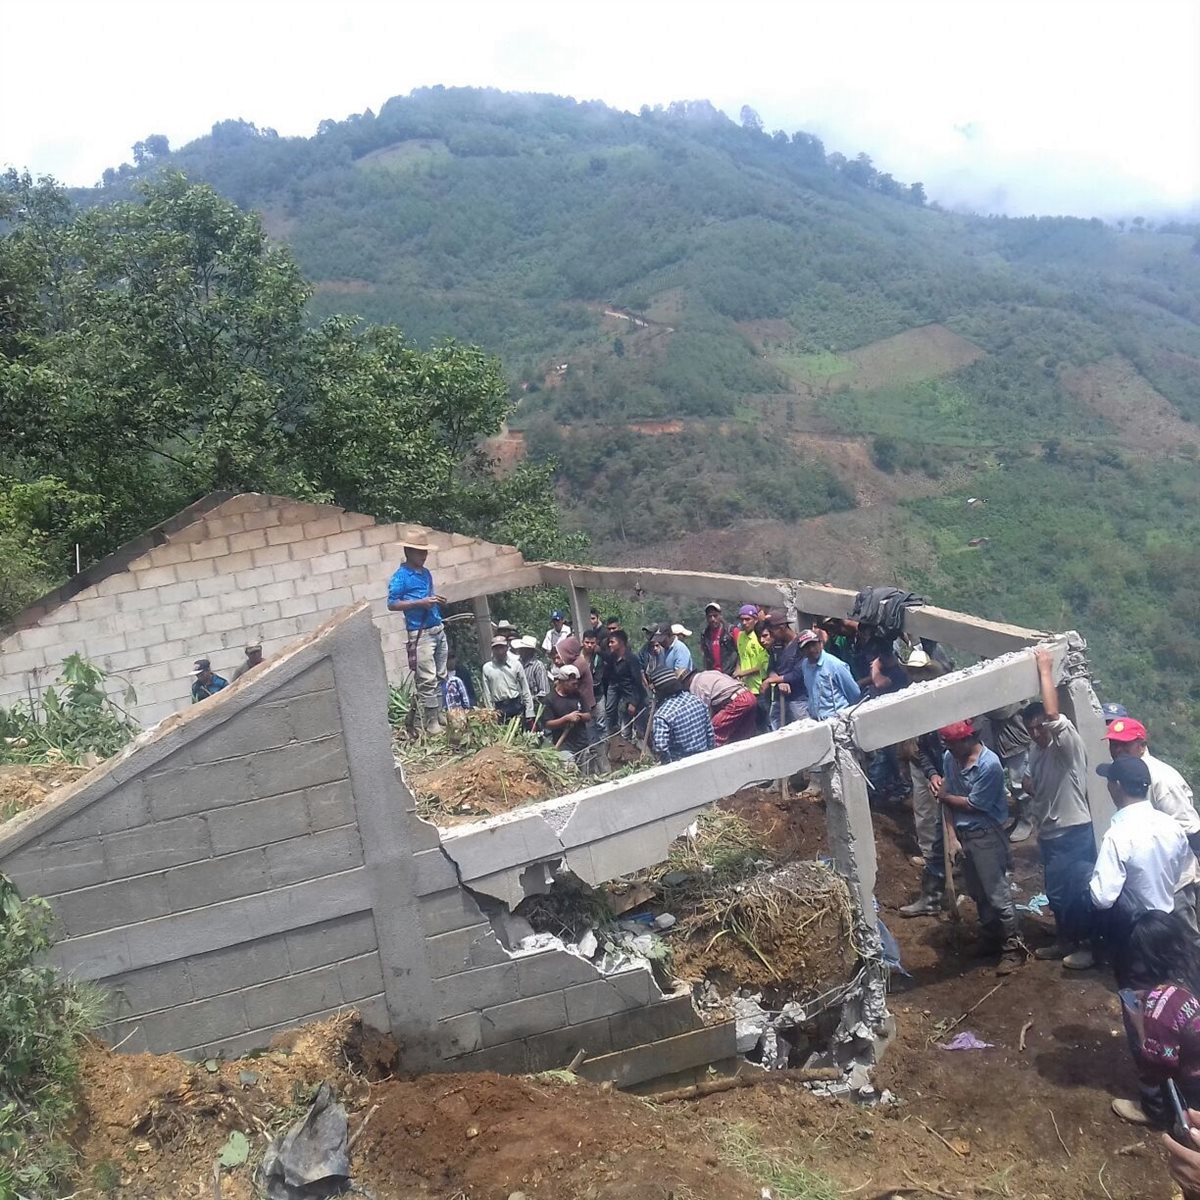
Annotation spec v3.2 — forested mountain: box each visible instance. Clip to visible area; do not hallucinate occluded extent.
[48,87,1200,771]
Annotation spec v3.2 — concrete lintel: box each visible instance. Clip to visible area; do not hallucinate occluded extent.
[535,564,789,608]
[442,565,544,604]
[850,638,1068,752]
[441,721,834,901]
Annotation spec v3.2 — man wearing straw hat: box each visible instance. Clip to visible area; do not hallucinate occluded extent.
[387,542,449,734]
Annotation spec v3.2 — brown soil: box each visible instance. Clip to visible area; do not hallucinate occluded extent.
[672,859,853,994]
[68,788,1170,1199]
[1061,354,1199,453]
[0,761,90,821]
[408,744,563,820]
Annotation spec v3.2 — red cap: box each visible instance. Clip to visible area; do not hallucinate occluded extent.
[1102,717,1147,743]
[938,720,977,742]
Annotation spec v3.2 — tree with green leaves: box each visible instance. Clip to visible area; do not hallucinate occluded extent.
[0,170,579,623]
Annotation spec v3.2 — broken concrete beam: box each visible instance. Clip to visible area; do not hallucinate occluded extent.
[1062,674,1116,843]
[849,639,1068,752]
[575,1021,739,1089]
[535,564,789,609]
[441,565,543,604]
[440,720,835,904]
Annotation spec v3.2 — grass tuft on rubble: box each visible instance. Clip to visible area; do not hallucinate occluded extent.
[712,1121,840,1200]
[651,809,771,899]
[0,878,107,1197]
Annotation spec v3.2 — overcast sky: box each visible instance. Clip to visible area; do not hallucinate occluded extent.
[4,0,1199,218]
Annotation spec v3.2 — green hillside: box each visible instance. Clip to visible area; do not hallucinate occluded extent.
[40,87,1200,771]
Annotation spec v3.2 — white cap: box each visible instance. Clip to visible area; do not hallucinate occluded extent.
[554,664,581,680]
[490,636,510,648]
[514,635,538,650]
[704,601,721,612]
[670,623,693,638]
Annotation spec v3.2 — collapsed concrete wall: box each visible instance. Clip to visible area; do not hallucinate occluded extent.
[0,605,737,1079]
[0,493,539,727]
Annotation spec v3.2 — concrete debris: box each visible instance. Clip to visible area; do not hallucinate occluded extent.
[733,995,770,1054]
[653,913,677,930]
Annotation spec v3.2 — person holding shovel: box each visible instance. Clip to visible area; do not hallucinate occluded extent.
[541,665,591,763]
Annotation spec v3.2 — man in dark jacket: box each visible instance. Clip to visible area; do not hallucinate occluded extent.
[603,629,648,740]
[700,602,738,675]
[759,613,807,727]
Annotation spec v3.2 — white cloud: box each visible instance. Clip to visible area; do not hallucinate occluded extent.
[2,0,1197,217]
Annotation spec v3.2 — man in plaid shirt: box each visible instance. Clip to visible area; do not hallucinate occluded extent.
[649,666,715,763]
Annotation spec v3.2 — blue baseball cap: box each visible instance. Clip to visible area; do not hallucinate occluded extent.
[1101,702,1128,723]
[1097,756,1150,796]
[551,610,565,621]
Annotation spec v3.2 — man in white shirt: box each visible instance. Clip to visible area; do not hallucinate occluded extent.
[481,636,534,725]
[1103,717,1200,932]
[1090,755,1193,927]
[541,610,572,654]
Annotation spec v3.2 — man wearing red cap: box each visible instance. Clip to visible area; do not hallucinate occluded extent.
[1104,717,1200,931]
[935,719,1024,973]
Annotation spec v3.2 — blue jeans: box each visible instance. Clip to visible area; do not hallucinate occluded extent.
[1039,823,1097,946]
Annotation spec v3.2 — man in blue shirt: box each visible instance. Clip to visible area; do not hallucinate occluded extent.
[798,629,862,720]
[648,666,714,763]
[650,622,694,674]
[190,658,228,703]
[387,542,449,734]
[937,720,1024,974]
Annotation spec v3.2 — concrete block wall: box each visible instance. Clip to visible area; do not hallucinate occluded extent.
[0,493,536,727]
[0,604,713,1072]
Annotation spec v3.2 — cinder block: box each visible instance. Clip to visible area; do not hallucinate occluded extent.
[146,542,194,569]
[94,571,138,597]
[346,546,385,569]
[338,951,384,1001]
[203,611,248,635]
[194,572,232,598]
[278,594,318,620]
[145,756,255,821]
[259,616,304,641]
[577,1021,736,1088]
[137,990,248,1053]
[222,587,264,613]
[265,826,363,887]
[166,847,270,912]
[3,838,108,895]
[362,525,397,547]
[315,587,354,612]
[437,962,521,1017]
[305,779,355,830]
[118,589,168,615]
[303,517,344,540]
[286,911,378,972]
[266,524,305,546]
[179,595,222,621]
[524,1015,615,1071]
[83,633,129,659]
[107,957,194,1016]
[186,936,290,996]
[480,992,568,1048]
[132,565,178,589]
[242,962,344,1029]
[413,848,459,897]
[308,551,349,576]
[251,544,291,568]
[250,735,349,800]
[44,781,150,844]
[608,994,701,1049]
[564,970,655,1024]
[282,691,339,742]
[53,872,172,937]
[188,704,294,764]
[15,624,71,651]
[327,567,370,591]
[435,545,473,568]
[419,887,487,937]
[269,659,334,700]
[323,531,366,558]
[97,1018,152,1055]
[424,923,510,978]
[243,507,283,532]
[188,537,230,561]
[204,515,246,538]
[0,648,46,674]
[102,815,211,879]
[444,1039,529,1074]
[514,950,602,996]
[41,601,78,626]
[254,580,294,605]
[175,558,219,583]
[271,561,308,584]
[229,529,268,553]
[439,1011,483,1055]
[205,790,310,854]
[339,512,376,531]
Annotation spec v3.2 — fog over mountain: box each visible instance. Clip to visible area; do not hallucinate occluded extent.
[4,0,1198,220]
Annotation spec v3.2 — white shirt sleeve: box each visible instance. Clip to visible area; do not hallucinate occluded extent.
[1089,831,1127,909]
[1154,772,1200,834]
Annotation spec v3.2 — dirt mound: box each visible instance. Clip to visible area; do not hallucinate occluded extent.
[411,744,565,820]
[673,860,855,995]
[0,761,90,821]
